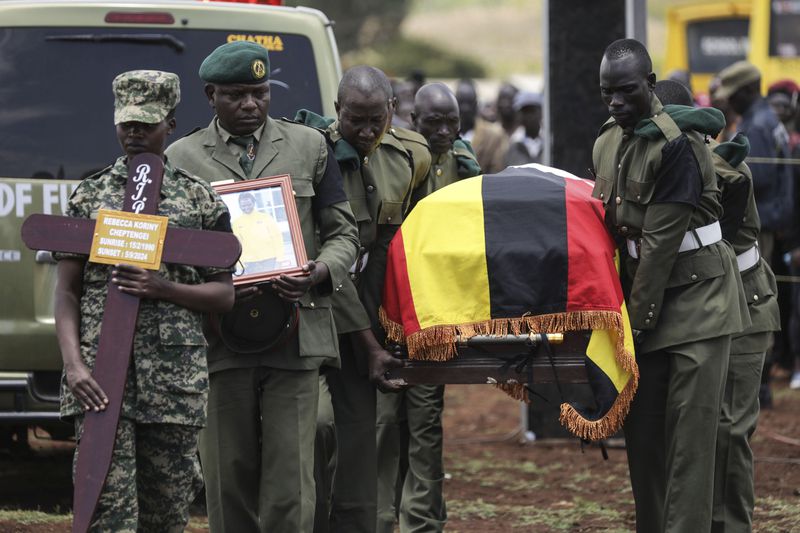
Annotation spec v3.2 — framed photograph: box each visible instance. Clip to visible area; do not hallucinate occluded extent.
[212,174,308,285]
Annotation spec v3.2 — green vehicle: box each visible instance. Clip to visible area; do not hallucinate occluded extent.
[0,0,341,450]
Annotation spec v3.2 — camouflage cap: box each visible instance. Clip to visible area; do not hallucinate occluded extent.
[199,41,270,85]
[113,70,180,125]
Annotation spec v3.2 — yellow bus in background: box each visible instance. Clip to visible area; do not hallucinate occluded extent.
[665,0,800,96]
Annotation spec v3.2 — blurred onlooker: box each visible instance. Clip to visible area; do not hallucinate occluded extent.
[717,61,793,258]
[667,68,693,100]
[709,76,739,142]
[767,79,800,150]
[767,79,800,389]
[455,79,509,174]
[495,82,519,136]
[717,61,794,403]
[407,69,426,97]
[391,79,415,129]
[505,91,543,166]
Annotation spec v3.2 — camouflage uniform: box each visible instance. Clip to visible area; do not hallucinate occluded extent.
[60,155,231,531]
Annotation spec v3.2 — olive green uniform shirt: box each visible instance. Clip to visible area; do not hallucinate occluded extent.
[166,116,359,371]
[592,97,749,353]
[710,140,780,350]
[325,123,431,341]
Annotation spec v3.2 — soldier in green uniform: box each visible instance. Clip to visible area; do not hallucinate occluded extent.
[297,65,431,533]
[376,82,480,533]
[591,40,749,533]
[54,70,235,531]
[653,79,781,532]
[165,42,359,533]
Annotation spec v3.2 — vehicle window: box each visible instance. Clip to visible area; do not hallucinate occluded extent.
[0,27,324,180]
[770,0,800,57]
[686,18,750,73]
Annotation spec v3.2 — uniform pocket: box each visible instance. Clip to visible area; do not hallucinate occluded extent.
[297,298,339,358]
[624,177,656,205]
[742,265,776,304]
[158,303,207,346]
[378,200,404,225]
[665,252,725,288]
[592,174,614,205]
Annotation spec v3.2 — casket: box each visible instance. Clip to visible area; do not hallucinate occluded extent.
[380,164,638,441]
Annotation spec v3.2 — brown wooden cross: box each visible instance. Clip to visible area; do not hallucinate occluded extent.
[20,153,241,533]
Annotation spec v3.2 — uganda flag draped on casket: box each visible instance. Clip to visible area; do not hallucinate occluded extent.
[379,164,638,441]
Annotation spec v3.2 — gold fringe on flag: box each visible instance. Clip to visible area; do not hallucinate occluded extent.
[378,306,639,440]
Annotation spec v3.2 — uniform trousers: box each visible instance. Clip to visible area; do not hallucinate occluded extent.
[74,416,202,533]
[712,332,769,533]
[376,384,447,533]
[199,366,319,533]
[624,335,730,533]
[314,373,337,533]
[327,335,377,533]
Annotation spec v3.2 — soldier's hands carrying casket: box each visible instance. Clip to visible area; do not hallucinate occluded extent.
[272,261,328,302]
[65,360,108,412]
[369,346,407,393]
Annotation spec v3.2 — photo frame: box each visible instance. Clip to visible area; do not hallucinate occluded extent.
[212,174,308,285]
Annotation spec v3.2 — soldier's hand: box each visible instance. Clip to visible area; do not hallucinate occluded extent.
[111,263,167,299]
[235,284,262,303]
[368,346,407,393]
[64,360,108,412]
[272,261,328,302]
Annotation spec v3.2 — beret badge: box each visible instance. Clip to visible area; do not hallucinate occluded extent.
[252,59,267,80]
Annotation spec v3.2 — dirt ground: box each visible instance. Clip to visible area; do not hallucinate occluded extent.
[1,377,799,532]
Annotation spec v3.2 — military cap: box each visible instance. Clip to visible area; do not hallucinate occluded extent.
[113,70,180,125]
[199,41,270,84]
[715,61,761,100]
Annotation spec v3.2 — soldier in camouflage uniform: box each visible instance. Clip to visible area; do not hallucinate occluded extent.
[376,82,481,533]
[54,70,235,532]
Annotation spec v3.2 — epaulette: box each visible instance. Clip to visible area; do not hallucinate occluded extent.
[387,126,429,149]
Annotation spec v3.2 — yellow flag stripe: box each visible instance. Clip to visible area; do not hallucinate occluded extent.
[403,177,491,328]
[586,251,634,393]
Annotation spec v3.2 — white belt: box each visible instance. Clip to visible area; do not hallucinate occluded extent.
[626,221,722,259]
[736,244,760,272]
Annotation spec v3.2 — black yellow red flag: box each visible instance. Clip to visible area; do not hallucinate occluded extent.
[380,165,638,440]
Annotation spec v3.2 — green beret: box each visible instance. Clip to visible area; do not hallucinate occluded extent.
[199,41,270,85]
[113,70,180,125]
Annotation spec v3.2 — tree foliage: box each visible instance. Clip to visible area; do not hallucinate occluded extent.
[285,0,411,53]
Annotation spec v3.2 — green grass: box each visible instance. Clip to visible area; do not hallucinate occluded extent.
[0,509,70,525]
